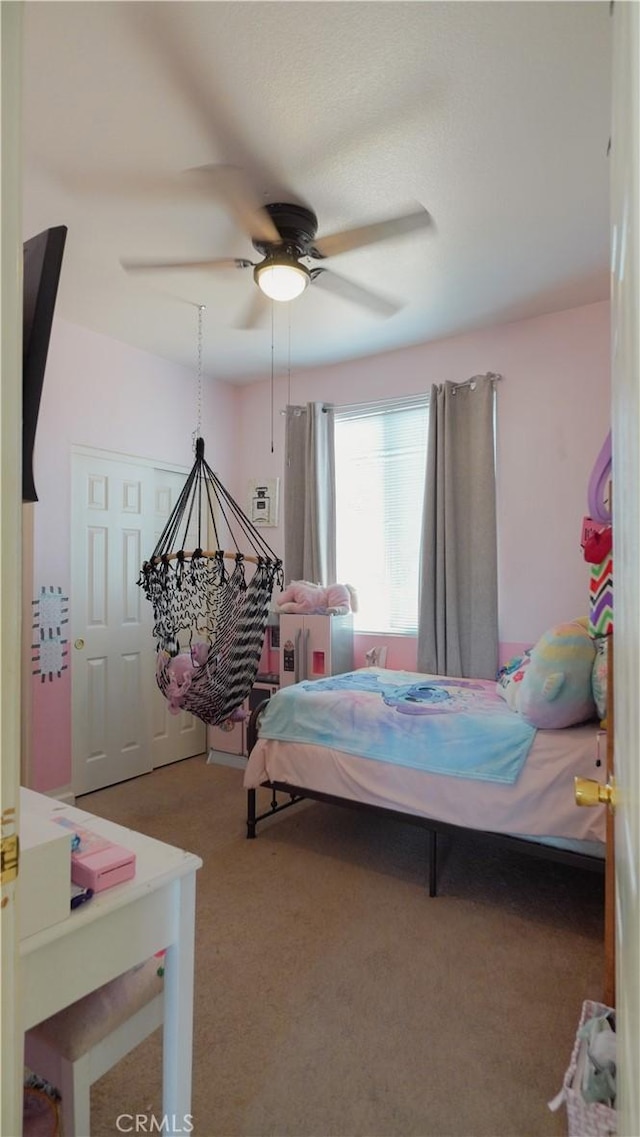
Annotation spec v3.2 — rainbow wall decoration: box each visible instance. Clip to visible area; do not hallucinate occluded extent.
[584,431,613,637]
[588,553,613,637]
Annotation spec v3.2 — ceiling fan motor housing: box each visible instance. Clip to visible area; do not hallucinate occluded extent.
[252,202,319,258]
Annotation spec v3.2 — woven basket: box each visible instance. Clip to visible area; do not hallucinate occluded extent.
[564,1000,617,1137]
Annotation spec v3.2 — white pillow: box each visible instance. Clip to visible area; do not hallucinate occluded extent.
[496,651,532,711]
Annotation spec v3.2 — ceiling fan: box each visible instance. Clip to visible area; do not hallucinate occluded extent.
[121,165,433,323]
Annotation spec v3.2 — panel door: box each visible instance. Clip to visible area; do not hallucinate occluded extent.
[71,453,156,794]
[610,4,640,1132]
[72,454,207,793]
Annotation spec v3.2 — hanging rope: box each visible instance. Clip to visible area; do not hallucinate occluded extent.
[191,304,204,454]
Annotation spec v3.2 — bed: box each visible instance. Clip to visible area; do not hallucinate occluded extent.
[243,667,606,895]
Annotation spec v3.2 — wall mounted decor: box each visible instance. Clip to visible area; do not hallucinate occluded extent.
[247,478,279,527]
[32,585,69,681]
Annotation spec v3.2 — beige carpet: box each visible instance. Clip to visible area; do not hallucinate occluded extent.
[79,755,604,1137]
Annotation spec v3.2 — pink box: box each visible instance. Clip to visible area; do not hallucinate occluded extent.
[54,818,136,892]
[72,844,136,892]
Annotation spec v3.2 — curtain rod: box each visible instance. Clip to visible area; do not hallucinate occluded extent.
[450,371,503,392]
[280,374,503,414]
[280,404,332,415]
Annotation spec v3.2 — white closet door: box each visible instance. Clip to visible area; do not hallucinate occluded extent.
[71,452,205,794]
[72,452,156,793]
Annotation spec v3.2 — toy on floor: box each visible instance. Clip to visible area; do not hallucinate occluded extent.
[274,580,358,616]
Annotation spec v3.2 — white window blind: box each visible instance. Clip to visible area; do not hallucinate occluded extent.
[335,396,429,635]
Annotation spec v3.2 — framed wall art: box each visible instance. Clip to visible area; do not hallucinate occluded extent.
[247,477,279,527]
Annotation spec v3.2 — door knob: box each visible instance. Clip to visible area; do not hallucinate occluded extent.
[574,776,616,808]
[74,638,85,650]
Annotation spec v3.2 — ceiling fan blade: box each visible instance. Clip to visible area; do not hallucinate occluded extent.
[311,207,432,259]
[121,257,253,273]
[126,5,286,205]
[185,165,281,244]
[235,289,271,331]
[51,169,226,202]
[312,269,402,318]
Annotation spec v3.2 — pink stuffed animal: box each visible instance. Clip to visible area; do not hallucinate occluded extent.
[158,642,210,715]
[274,580,358,616]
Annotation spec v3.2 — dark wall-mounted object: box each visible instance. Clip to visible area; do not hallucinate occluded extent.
[22,225,67,502]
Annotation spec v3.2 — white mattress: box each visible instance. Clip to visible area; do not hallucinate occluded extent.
[244,723,606,851]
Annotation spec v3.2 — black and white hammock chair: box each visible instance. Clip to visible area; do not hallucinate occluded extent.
[139,438,283,726]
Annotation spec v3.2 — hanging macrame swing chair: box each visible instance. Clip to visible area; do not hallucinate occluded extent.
[139,437,283,727]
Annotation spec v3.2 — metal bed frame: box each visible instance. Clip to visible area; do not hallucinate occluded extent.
[245,702,605,897]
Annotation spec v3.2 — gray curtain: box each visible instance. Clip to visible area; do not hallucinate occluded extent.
[417,376,498,679]
[284,402,336,584]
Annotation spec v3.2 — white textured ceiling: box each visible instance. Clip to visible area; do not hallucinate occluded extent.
[22,1,611,384]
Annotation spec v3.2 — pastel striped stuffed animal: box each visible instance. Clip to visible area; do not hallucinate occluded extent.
[514,617,597,729]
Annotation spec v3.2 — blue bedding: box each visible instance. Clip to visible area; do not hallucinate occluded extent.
[258,669,537,784]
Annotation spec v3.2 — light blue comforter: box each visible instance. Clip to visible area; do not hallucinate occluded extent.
[258,669,537,784]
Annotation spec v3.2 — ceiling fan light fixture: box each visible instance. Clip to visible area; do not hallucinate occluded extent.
[254,257,310,302]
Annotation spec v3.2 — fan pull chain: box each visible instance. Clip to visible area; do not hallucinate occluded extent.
[287,305,292,406]
[192,304,205,453]
[270,301,275,454]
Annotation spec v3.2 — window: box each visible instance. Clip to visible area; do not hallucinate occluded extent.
[335,397,429,634]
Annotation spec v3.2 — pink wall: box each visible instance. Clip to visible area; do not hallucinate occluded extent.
[28,301,610,793]
[30,318,239,792]
[236,300,611,659]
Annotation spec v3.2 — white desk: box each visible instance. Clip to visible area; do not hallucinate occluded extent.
[20,791,202,1135]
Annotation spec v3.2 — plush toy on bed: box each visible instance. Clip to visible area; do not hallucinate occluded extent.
[274,580,358,616]
[504,617,597,729]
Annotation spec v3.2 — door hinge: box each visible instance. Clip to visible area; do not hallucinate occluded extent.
[1,834,20,885]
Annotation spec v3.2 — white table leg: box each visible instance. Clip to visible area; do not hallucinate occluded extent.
[162,871,197,1135]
